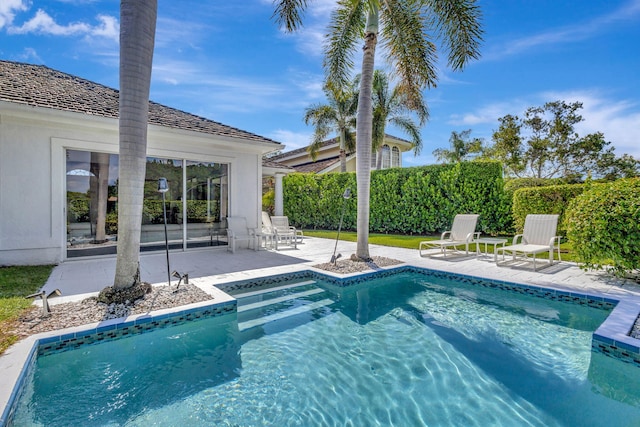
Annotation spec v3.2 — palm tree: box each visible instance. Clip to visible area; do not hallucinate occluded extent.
[112,0,158,293]
[304,81,358,172]
[275,0,483,260]
[432,129,484,163]
[370,69,426,169]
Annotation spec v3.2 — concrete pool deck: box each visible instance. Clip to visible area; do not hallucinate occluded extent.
[2,236,640,424]
[40,236,640,302]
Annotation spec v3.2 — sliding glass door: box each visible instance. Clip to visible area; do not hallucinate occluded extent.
[66,149,229,258]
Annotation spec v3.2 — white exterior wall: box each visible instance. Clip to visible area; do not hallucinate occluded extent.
[0,102,269,265]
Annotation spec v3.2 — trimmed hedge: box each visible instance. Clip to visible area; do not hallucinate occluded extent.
[283,161,508,235]
[564,178,640,278]
[511,184,586,236]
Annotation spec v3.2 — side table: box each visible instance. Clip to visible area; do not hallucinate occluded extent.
[476,237,508,261]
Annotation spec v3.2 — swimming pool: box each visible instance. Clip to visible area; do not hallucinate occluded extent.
[7,268,640,426]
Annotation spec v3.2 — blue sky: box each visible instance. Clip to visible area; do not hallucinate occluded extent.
[1,0,639,166]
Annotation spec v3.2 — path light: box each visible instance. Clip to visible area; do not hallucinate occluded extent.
[172,270,189,292]
[331,187,351,264]
[158,178,171,287]
[25,289,62,317]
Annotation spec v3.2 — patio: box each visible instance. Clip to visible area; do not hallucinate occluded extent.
[43,236,640,302]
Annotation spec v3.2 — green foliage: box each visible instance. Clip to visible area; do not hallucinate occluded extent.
[262,190,275,215]
[284,161,508,234]
[512,184,586,236]
[432,129,484,163]
[488,100,637,180]
[564,178,640,278]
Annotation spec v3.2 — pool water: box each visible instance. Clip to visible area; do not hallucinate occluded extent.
[10,272,640,426]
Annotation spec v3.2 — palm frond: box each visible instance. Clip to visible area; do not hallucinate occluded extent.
[388,114,422,155]
[273,0,309,32]
[380,0,438,110]
[324,0,367,88]
[424,0,483,70]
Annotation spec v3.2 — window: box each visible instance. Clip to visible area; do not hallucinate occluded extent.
[65,149,229,258]
[392,146,400,168]
[381,145,391,169]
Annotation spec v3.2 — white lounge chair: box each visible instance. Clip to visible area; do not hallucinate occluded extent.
[419,214,479,258]
[269,215,298,249]
[496,214,561,271]
[226,216,258,253]
[271,215,303,243]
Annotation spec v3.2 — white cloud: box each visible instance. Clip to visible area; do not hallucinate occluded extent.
[447,100,528,126]
[542,90,640,158]
[486,0,640,60]
[268,129,312,151]
[91,15,119,41]
[16,47,43,63]
[8,9,118,41]
[0,0,27,29]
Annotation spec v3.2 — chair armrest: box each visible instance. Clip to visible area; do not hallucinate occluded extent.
[441,231,451,240]
[550,236,561,247]
[512,234,523,245]
[471,232,481,242]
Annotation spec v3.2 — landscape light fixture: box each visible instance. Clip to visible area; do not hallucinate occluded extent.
[26,289,62,317]
[158,178,171,286]
[331,187,351,264]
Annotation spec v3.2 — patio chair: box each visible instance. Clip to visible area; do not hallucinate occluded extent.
[269,215,298,249]
[496,214,561,271]
[419,214,480,258]
[259,211,277,249]
[226,216,258,253]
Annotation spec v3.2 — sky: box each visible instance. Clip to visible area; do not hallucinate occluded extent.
[1,0,639,166]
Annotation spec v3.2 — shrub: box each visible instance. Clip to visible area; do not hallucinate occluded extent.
[564,178,640,278]
[512,184,586,236]
[283,161,508,234]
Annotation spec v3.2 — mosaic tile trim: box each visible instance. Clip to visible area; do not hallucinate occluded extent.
[219,265,617,312]
[36,301,236,357]
[592,338,640,366]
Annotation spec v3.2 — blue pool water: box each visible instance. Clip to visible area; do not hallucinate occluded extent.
[10,271,640,426]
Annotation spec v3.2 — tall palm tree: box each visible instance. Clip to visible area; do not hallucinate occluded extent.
[304,81,358,172]
[113,0,158,291]
[370,69,426,169]
[275,0,483,260]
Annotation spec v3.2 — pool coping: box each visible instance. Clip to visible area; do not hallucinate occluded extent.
[1,263,640,425]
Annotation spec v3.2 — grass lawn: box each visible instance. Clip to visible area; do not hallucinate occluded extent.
[0,265,55,354]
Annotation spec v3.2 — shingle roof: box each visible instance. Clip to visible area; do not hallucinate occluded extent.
[292,157,341,173]
[0,60,281,146]
[269,132,413,162]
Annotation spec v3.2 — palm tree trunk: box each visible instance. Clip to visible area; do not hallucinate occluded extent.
[114,0,157,289]
[339,128,347,172]
[354,7,378,261]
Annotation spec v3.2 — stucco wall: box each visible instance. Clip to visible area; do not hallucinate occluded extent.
[0,104,266,265]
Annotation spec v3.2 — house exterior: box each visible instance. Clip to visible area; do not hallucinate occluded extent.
[269,134,415,173]
[0,60,283,265]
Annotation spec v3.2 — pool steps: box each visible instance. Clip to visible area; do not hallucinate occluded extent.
[235,280,335,331]
[238,288,326,313]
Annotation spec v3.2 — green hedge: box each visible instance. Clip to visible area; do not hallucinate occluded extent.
[283,161,508,235]
[565,178,640,277]
[511,184,586,236]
